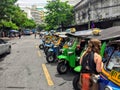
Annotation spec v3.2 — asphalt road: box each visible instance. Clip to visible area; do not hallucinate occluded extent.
[0,35,75,90]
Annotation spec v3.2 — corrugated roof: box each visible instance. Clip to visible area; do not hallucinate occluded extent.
[66,29,93,37]
[88,26,120,40]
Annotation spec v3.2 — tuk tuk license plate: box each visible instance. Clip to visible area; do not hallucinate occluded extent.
[110,70,120,86]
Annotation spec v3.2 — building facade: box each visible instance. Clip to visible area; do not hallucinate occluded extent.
[31,5,45,24]
[15,2,45,25]
[61,0,80,6]
[20,7,33,19]
[74,0,120,29]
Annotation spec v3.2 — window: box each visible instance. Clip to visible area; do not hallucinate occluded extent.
[106,48,120,72]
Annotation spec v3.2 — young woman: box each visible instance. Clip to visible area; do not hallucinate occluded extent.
[79,38,103,90]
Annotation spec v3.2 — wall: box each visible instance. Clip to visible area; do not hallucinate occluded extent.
[74,0,120,26]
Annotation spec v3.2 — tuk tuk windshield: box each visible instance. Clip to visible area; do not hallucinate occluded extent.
[67,37,76,47]
[106,48,120,72]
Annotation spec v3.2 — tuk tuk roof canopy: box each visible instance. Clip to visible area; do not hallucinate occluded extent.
[87,26,120,40]
[65,29,93,37]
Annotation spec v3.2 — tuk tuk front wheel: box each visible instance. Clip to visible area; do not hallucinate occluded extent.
[46,52,55,63]
[73,75,81,90]
[39,44,44,49]
[57,61,69,74]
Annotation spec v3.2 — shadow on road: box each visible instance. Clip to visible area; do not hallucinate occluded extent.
[45,62,58,66]
[0,54,6,62]
[55,71,76,81]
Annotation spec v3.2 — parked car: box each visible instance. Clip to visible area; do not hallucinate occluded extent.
[0,39,11,56]
[23,30,31,35]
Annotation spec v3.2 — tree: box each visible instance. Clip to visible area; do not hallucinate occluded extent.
[37,24,46,31]
[23,19,36,29]
[0,2,36,31]
[0,0,17,20]
[45,0,74,30]
[0,0,18,30]
[0,0,37,37]
[1,20,18,30]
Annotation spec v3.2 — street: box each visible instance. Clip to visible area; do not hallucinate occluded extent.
[0,35,75,90]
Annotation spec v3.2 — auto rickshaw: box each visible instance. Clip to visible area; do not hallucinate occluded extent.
[43,34,59,55]
[57,30,93,74]
[99,40,120,90]
[39,34,52,49]
[72,26,120,90]
[46,34,68,63]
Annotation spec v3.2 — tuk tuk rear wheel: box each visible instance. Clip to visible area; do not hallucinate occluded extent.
[57,61,69,74]
[46,52,55,63]
[73,74,93,90]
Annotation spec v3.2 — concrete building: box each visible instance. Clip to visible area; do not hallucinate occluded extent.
[31,5,45,24]
[36,7,45,23]
[61,0,80,6]
[18,7,32,19]
[74,0,120,30]
[15,1,45,24]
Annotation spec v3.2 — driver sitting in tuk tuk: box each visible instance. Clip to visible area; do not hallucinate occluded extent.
[102,44,116,63]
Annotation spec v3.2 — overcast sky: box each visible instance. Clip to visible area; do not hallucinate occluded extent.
[17,0,47,3]
[16,0,47,7]
[16,0,80,8]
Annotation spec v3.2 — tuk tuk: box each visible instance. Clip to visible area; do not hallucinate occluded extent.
[72,26,120,90]
[57,30,93,74]
[99,40,120,90]
[46,34,68,63]
[43,35,59,55]
[39,34,52,49]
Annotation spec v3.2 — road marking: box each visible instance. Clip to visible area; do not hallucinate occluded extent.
[38,51,41,57]
[42,64,54,86]
[36,45,38,48]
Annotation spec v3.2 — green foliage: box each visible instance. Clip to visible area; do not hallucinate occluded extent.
[37,24,46,31]
[23,19,36,29]
[1,20,18,30]
[45,0,74,30]
[0,0,17,19]
[0,0,36,31]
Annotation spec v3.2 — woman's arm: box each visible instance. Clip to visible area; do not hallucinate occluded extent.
[94,53,103,73]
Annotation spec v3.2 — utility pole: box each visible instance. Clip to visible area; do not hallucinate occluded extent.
[88,1,91,29]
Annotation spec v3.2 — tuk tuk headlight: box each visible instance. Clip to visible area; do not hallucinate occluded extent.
[54,45,58,48]
[105,86,113,90]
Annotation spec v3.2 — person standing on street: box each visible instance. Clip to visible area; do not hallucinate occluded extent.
[18,32,21,39]
[79,38,103,90]
[34,33,36,39]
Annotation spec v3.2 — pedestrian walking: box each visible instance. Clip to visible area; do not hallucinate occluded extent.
[34,33,36,39]
[18,32,21,39]
[79,38,103,90]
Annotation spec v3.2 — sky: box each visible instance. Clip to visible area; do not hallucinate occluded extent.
[16,0,81,8]
[16,0,48,8]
